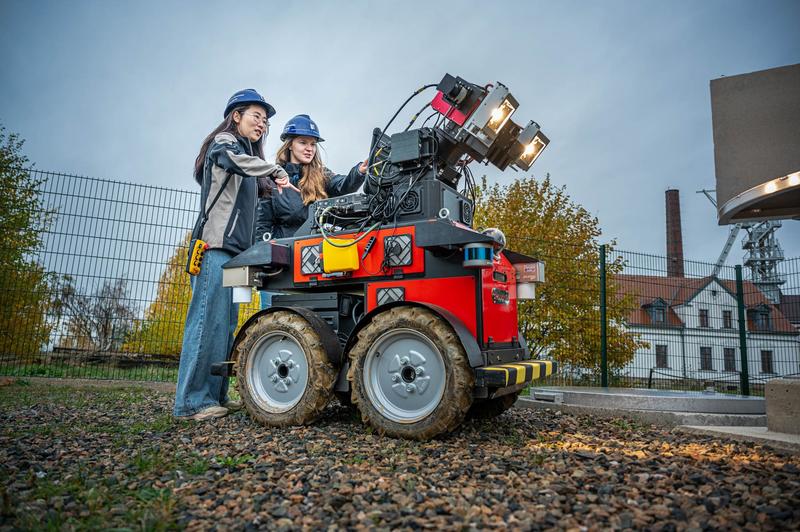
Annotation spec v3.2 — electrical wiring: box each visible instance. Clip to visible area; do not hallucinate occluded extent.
[419,110,439,129]
[366,83,437,185]
[309,75,504,251]
[319,220,382,248]
[404,102,432,131]
[317,206,381,248]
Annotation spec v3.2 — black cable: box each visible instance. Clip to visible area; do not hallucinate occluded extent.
[420,110,439,129]
[404,102,432,131]
[320,83,450,238]
[367,83,437,181]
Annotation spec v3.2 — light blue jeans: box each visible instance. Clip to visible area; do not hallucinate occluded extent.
[173,249,239,417]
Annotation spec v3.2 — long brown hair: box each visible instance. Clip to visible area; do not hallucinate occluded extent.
[275,138,328,205]
[193,104,266,184]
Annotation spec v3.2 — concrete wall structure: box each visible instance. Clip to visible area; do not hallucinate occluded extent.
[710,63,800,224]
[766,378,800,434]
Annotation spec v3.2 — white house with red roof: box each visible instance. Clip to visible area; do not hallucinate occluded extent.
[613,274,800,385]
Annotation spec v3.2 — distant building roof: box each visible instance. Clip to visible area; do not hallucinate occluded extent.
[613,274,797,333]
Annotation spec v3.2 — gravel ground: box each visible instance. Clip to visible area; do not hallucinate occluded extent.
[1,380,799,531]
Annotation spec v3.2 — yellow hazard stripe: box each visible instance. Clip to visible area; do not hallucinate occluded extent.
[518,361,540,380]
[478,360,555,386]
[482,366,511,386]
[507,364,530,385]
[518,361,552,377]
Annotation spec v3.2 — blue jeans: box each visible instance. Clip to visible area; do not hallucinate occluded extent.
[173,249,239,417]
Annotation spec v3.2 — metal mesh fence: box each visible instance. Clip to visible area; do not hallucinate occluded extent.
[1,169,798,392]
[1,169,199,381]
[532,248,800,395]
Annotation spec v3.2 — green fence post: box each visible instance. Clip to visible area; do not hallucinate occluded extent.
[600,244,608,388]
[735,265,750,396]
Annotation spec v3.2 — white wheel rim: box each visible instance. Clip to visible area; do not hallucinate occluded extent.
[362,327,446,424]
[246,331,309,413]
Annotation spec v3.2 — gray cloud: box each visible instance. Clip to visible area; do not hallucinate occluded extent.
[1,0,798,264]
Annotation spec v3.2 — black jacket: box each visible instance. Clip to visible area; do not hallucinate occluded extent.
[254,162,365,240]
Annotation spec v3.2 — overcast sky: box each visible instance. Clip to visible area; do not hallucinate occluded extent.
[1,0,798,265]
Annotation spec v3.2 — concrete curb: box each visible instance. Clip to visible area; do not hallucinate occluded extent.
[515,397,767,427]
[529,387,765,414]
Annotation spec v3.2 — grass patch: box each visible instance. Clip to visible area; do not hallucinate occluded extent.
[131,449,174,474]
[0,361,179,383]
[181,454,211,475]
[609,417,644,431]
[18,470,179,531]
[1,381,189,530]
[214,453,255,468]
[345,454,366,465]
[0,382,151,411]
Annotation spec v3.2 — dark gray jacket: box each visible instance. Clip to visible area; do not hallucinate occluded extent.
[254,162,365,240]
[192,132,288,255]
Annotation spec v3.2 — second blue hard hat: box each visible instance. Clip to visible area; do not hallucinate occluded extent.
[224,89,276,119]
[280,114,325,142]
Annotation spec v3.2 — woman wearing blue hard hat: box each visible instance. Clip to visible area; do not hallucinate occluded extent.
[254,114,367,240]
[254,114,367,309]
[174,89,290,421]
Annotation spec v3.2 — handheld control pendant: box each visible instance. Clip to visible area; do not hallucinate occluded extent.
[186,239,209,275]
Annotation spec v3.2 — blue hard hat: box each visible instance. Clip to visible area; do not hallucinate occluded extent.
[224,89,276,119]
[280,114,325,142]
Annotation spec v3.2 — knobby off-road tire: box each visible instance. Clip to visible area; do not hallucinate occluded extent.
[235,311,336,426]
[467,391,520,419]
[348,307,474,440]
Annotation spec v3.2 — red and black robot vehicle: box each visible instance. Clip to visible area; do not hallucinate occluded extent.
[219,73,554,439]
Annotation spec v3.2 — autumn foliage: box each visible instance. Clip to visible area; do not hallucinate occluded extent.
[0,126,59,358]
[124,234,261,358]
[473,175,645,373]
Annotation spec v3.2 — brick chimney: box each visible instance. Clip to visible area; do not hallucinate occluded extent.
[665,189,684,277]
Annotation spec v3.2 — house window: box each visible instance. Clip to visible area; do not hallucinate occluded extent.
[723,310,733,329]
[699,309,710,328]
[700,347,713,370]
[653,307,665,324]
[761,350,774,374]
[724,348,736,372]
[755,310,772,331]
[656,345,668,369]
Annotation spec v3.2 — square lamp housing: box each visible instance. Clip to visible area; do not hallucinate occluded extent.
[463,83,519,148]
[514,121,550,171]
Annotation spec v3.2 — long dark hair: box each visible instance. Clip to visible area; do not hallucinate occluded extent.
[193,104,266,184]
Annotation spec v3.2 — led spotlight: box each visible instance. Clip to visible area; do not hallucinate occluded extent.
[513,120,550,171]
[486,99,516,133]
[463,83,519,147]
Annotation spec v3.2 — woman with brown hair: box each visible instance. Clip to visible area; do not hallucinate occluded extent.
[254,114,367,241]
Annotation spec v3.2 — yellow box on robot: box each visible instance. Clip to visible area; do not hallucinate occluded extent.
[322,238,360,273]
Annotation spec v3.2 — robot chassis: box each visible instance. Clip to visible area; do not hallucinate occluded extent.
[218,73,555,439]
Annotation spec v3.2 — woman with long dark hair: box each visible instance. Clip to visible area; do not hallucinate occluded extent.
[174,89,289,420]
